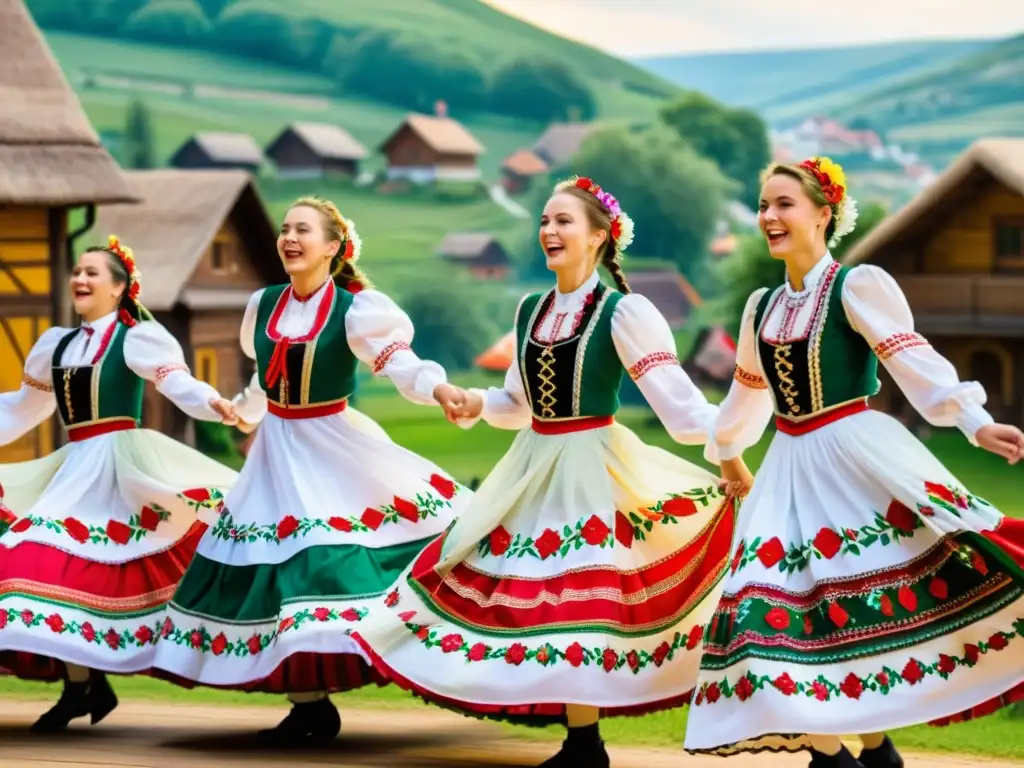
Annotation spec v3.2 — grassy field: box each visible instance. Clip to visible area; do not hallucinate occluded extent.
[3,381,1023,756]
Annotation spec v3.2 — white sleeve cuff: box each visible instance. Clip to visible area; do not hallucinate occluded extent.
[956,402,995,446]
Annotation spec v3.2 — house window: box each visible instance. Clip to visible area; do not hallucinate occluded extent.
[194,348,218,389]
[993,219,1024,271]
[211,242,228,273]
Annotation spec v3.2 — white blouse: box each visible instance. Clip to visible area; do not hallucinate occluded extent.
[708,253,995,463]
[232,281,447,424]
[462,270,718,445]
[0,312,225,446]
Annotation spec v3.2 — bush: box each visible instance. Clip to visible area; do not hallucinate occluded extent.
[121,0,212,45]
[491,59,597,122]
[215,5,333,69]
[25,0,97,31]
[194,420,241,463]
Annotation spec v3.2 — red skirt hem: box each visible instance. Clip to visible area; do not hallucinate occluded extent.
[928,680,1024,726]
[349,630,692,727]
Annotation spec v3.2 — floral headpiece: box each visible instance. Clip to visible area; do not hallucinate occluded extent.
[799,157,859,248]
[340,217,362,262]
[107,234,142,326]
[556,176,635,253]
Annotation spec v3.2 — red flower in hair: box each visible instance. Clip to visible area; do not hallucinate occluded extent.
[128,281,141,300]
[346,281,363,294]
[343,240,354,260]
[118,308,137,327]
[575,177,594,191]
[610,219,622,240]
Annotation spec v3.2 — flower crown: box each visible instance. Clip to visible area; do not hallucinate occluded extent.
[556,176,635,253]
[105,235,144,327]
[340,216,362,262]
[799,157,859,248]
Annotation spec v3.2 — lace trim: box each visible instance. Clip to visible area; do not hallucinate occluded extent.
[373,341,411,375]
[873,332,929,361]
[628,352,679,381]
[734,365,768,389]
[22,374,52,393]
[154,364,190,385]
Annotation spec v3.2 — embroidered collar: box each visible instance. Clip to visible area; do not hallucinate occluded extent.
[291,279,331,304]
[784,252,833,298]
[81,311,117,336]
[552,270,600,311]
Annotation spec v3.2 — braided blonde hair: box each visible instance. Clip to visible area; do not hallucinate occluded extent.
[289,196,372,291]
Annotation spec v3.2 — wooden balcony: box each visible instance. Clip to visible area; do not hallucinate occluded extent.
[894,274,1024,336]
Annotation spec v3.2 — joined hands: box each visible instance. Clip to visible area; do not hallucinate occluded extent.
[433,383,483,424]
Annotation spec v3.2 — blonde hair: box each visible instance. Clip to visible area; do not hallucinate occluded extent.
[760,163,836,244]
[553,185,630,294]
[289,196,372,290]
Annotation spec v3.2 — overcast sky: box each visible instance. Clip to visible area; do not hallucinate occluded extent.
[484,0,1024,57]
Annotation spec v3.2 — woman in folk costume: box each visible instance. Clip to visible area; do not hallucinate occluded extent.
[0,237,239,733]
[151,197,471,744]
[350,177,743,768]
[683,157,1024,768]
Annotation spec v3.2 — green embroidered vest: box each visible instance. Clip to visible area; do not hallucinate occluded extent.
[754,262,879,419]
[515,282,625,420]
[252,283,357,408]
[51,322,144,427]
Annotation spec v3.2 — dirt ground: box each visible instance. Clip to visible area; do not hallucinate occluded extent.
[0,700,1020,767]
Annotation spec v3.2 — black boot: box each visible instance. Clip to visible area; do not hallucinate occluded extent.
[858,736,904,768]
[809,745,866,768]
[539,723,610,767]
[257,697,341,746]
[29,680,92,734]
[87,670,119,725]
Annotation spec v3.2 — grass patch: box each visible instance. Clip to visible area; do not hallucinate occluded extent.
[3,384,1022,756]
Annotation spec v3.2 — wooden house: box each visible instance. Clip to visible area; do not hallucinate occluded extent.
[627,268,703,330]
[0,0,137,463]
[170,132,263,174]
[379,105,484,184]
[94,169,284,443]
[436,233,511,280]
[266,122,368,179]
[501,149,548,194]
[843,138,1024,424]
[532,122,597,169]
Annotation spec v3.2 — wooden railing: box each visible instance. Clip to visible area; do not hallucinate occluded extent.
[893,274,1024,327]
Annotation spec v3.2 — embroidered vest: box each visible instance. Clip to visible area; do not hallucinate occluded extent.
[515,282,625,420]
[754,263,879,419]
[252,283,357,409]
[51,323,144,427]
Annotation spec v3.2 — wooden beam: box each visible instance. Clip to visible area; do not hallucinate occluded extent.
[49,208,70,451]
[0,295,49,315]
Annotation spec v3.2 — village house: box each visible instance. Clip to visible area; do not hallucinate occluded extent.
[843,138,1024,425]
[94,169,284,444]
[170,132,263,174]
[379,103,484,184]
[0,0,137,463]
[627,268,703,330]
[500,148,549,194]
[532,122,597,169]
[436,233,511,279]
[265,122,367,179]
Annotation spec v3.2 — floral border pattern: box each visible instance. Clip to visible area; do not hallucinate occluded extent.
[694,619,1024,706]
[209,475,458,544]
[0,605,163,650]
[397,609,706,673]
[476,486,724,560]
[729,482,986,575]
[0,488,223,544]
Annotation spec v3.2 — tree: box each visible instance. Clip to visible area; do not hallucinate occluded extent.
[88,0,148,31]
[195,0,231,19]
[121,0,212,45]
[213,7,332,69]
[123,100,156,169]
[491,59,597,123]
[659,93,771,206]
[715,200,889,337]
[25,0,95,31]
[570,124,738,283]
[399,270,509,373]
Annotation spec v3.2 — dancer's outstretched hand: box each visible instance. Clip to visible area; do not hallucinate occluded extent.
[433,384,483,423]
[977,424,1024,465]
[209,398,239,426]
[719,456,754,498]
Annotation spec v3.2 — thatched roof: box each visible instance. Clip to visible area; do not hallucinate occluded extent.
[175,132,264,166]
[380,113,484,157]
[844,138,1024,265]
[502,148,548,177]
[94,169,282,310]
[268,122,367,161]
[628,269,703,330]
[437,233,498,258]
[0,0,135,205]
[532,123,598,168]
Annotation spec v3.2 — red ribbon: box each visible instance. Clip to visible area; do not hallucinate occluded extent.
[265,338,290,389]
